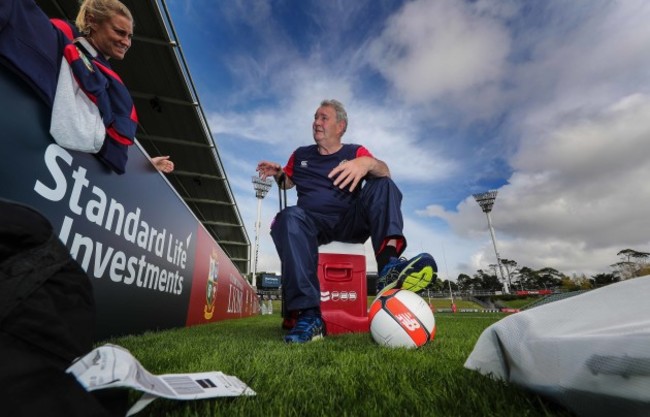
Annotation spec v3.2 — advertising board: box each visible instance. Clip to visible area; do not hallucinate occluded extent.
[0,64,257,339]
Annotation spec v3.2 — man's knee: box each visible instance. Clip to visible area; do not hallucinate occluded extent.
[271,206,307,238]
[361,177,402,201]
[366,176,399,190]
[273,206,303,226]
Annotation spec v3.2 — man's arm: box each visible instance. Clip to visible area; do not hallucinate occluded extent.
[364,156,390,178]
[275,171,294,190]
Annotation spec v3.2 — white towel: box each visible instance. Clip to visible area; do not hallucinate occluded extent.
[49,57,105,153]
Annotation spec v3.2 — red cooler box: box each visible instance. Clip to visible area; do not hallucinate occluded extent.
[318,242,369,334]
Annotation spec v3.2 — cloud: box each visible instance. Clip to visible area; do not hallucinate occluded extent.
[507,94,650,245]
[425,93,650,276]
[510,1,650,132]
[414,1,650,280]
[365,0,512,104]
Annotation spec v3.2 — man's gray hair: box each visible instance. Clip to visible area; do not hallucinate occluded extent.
[320,99,348,135]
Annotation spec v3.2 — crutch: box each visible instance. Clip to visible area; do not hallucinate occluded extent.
[276,173,294,328]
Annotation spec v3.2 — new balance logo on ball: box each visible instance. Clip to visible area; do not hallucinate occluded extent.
[395,313,421,331]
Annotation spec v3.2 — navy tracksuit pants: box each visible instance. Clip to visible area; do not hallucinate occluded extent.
[271,177,405,312]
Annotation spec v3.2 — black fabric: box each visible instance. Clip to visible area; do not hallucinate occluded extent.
[0,198,51,262]
[376,245,398,273]
[0,199,126,417]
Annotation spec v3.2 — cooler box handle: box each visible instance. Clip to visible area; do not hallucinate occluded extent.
[323,263,354,281]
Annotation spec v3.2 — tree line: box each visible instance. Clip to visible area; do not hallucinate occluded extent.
[431,248,650,293]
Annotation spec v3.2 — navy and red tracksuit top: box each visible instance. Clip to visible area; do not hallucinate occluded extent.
[0,0,136,174]
[283,144,373,216]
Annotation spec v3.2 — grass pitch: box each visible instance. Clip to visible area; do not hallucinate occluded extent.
[108,311,573,417]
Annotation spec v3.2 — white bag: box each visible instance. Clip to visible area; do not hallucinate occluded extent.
[465,275,650,416]
[49,57,105,153]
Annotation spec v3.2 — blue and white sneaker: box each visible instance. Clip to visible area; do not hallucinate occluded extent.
[284,313,325,344]
[376,253,437,296]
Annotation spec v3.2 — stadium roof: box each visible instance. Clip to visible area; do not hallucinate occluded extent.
[36,0,251,273]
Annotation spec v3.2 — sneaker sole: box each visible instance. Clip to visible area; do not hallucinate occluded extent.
[399,265,435,291]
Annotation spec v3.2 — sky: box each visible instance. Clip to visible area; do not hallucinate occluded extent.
[163,0,650,284]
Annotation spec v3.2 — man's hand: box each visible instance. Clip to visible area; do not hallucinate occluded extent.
[328,156,390,192]
[257,160,294,189]
[151,156,174,173]
[328,158,369,192]
[256,161,282,180]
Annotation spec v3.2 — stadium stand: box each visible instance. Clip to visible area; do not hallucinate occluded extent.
[523,289,590,310]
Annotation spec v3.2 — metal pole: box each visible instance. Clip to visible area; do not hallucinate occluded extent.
[251,176,273,288]
[442,243,454,304]
[485,211,509,294]
[251,197,263,287]
[473,190,510,294]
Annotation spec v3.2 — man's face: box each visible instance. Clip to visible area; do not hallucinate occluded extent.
[90,14,133,60]
[312,105,344,144]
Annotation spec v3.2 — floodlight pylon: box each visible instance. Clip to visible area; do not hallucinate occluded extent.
[251,176,273,287]
[473,190,510,294]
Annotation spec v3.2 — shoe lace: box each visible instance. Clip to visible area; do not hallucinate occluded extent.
[378,257,407,284]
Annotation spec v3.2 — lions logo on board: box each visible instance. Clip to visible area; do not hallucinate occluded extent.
[204,249,219,319]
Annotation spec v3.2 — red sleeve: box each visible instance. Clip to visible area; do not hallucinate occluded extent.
[50,19,74,40]
[356,145,374,158]
[283,152,296,178]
